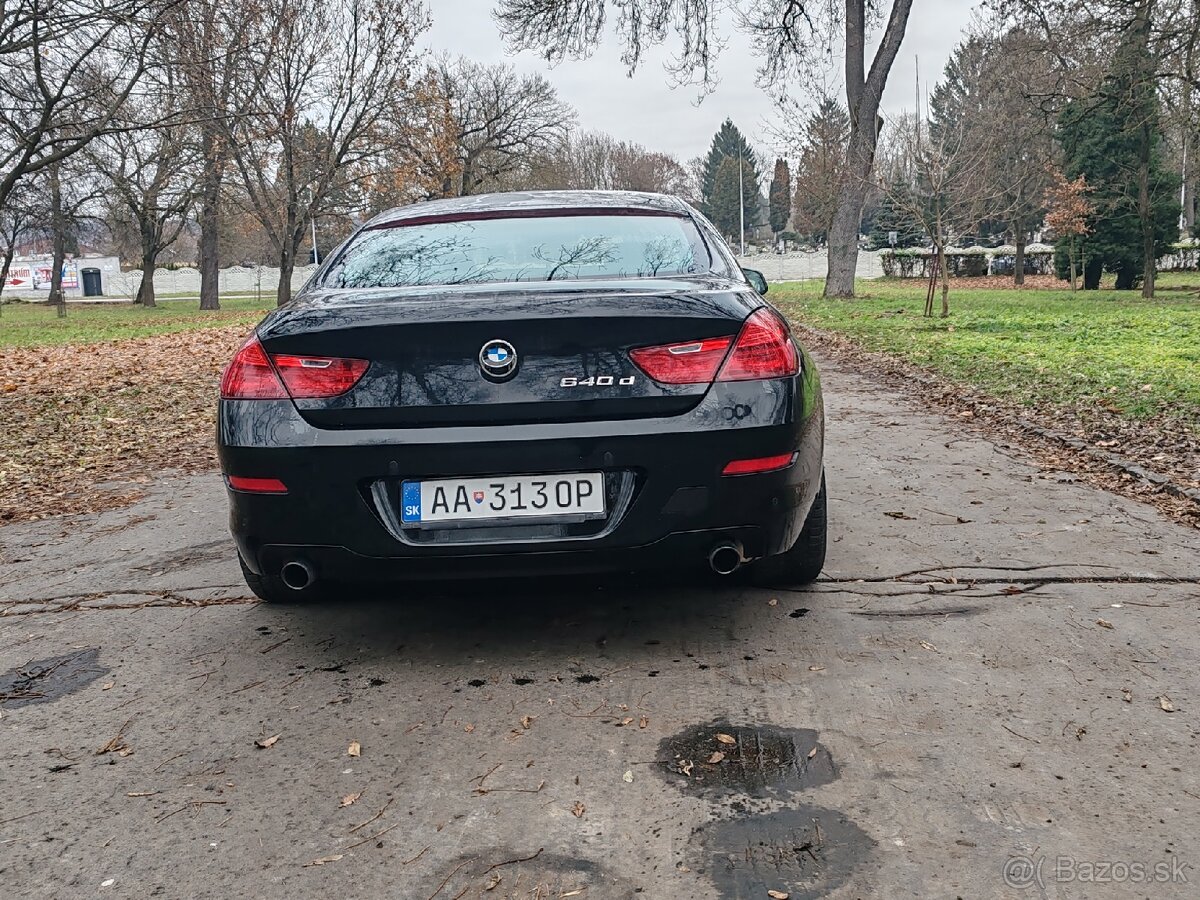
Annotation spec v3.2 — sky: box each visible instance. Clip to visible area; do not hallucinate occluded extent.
[426,1,980,162]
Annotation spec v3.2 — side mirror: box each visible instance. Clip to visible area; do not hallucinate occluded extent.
[743,268,769,296]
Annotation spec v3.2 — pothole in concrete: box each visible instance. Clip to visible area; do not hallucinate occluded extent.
[0,649,107,707]
[657,722,836,798]
[427,850,635,899]
[696,806,873,900]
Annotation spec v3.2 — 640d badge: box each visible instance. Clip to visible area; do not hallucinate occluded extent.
[560,376,637,388]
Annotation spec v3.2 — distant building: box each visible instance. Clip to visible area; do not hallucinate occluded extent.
[3,254,122,297]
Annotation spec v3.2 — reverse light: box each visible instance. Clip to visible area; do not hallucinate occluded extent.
[226,475,289,494]
[628,337,733,384]
[716,308,799,382]
[220,334,368,400]
[722,453,797,476]
[271,354,369,399]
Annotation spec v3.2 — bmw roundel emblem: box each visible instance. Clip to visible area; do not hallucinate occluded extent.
[479,339,518,380]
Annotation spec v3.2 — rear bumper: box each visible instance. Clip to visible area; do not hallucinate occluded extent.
[218,369,824,580]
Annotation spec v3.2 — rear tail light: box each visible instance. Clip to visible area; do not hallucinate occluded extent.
[628,337,733,384]
[722,453,797,476]
[220,335,288,399]
[628,308,798,386]
[716,308,799,382]
[220,335,368,400]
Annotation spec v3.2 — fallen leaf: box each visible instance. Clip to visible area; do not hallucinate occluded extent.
[1159,695,1175,713]
[347,741,361,757]
[677,760,694,776]
[638,715,649,729]
[571,801,586,818]
[715,733,737,745]
[304,854,343,867]
[707,751,725,764]
[768,891,791,899]
[620,717,634,726]
[1122,688,1132,703]
[1001,585,1025,596]
[339,792,362,808]
[485,873,502,891]
[561,891,584,898]
[520,715,535,730]
[1096,618,1114,629]
[622,770,634,783]
[768,598,779,607]
[919,640,938,652]
[807,747,818,759]
[255,734,281,750]
[808,665,825,672]
[464,724,475,733]
[126,791,157,797]
[101,682,114,691]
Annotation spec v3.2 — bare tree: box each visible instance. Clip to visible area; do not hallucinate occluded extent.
[88,69,200,307]
[0,0,163,217]
[521,130,692,195]
[165,0,271,310]
[231,0,430,306]
[431,57,576,196]
[0,181,40,312]
[495,0,915,299]
[879,114,995,317]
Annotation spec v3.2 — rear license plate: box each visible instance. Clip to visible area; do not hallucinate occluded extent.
[400,473,605,525]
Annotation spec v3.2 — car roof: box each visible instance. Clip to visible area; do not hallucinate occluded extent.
[365,190,693,229]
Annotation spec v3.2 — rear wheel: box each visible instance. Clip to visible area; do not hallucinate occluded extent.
[751,473,827,586]
[238,553,318,604]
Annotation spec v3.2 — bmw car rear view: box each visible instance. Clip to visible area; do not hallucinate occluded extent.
[217,191,826,602]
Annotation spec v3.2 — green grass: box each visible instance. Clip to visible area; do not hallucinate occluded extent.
[0,297,270,348]
[772,280,1200,423]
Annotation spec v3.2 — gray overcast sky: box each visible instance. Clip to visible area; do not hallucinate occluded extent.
[427,1,981,162]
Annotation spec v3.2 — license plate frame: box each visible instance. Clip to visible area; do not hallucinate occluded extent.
[400,473,606,527]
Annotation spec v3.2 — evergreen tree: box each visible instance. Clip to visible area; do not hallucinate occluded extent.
[768,158,791,236]
[1057,7,1179,291]
[700,119,760,226]
[792,99,850,246]
[867,183,926,250]
[705,157,744,243]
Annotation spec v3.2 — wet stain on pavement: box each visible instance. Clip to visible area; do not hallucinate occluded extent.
[511,676,534,685]
[697,806,873,900]
[789,608,811,618]
[428,850,635,899]
[0,649,107,708]
[467,679,487,688]
[575,674,600,684]
[657,722,837,798]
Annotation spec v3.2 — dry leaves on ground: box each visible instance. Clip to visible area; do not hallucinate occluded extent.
[0,326,248,521]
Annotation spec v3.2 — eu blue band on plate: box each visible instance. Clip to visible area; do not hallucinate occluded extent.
[401,481,422,523]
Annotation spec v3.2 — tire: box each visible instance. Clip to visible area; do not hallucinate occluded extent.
[751,473,828,586]
[238,553,318,604]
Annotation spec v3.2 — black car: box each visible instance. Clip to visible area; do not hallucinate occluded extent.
[217,191,826,602]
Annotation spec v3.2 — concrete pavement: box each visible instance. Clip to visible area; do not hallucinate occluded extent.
[2,354,1198,899]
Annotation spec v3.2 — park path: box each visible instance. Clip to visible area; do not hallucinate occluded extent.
[1,352,1198,899]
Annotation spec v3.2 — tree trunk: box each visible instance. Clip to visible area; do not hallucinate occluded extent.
[824,0,913,299]
[939,244,950,317]
[1139,136,1156,299]
[48,162,67,319]
[1068,236,1077,292]
[277,243,295,307]
[1013,229,1026,287]
[198,127,222,310]
[137,220,159,308]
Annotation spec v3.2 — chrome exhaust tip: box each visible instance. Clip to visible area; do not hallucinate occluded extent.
[280,559,316,591]
[708,541,745,576]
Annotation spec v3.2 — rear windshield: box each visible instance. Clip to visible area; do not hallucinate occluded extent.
[323,212,715,289]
